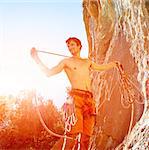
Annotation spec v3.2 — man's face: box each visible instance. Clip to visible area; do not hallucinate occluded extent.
[67,40,81,56]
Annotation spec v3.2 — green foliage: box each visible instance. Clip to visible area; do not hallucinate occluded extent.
[0,93,64,149]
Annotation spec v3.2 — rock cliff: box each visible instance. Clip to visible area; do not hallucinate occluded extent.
[82,0,149,149]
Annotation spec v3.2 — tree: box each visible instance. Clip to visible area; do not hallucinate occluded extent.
[0,91,64,149]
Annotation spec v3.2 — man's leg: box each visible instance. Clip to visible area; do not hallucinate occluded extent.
[81,134,90,150]
[82,115,96,149]
[52,105,83,149]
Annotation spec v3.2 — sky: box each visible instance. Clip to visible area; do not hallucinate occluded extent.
[0,0,88,108]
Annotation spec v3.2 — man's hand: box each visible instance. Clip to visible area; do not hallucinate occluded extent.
[113,61,125,76]
[30,47,38,59]
[113,61,121,68]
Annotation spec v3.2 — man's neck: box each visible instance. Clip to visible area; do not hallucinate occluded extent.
[73,55,80,58]
[72,53,81,59]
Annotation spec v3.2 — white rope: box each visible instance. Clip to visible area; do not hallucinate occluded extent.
[34,93,73,140]
[64,113,78,132]
[62,131,67,150]
[72,133,82,150]
[62,100,82,150]
[37,50,70,58]
[35,91,82,149]
[77,133,81,150]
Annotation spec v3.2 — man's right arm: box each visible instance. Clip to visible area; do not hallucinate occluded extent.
[30,47,65,77]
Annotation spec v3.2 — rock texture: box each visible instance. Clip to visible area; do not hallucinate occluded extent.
[82,0,149,149]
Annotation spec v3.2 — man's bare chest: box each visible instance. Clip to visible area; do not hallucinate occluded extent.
[66,61,89,72]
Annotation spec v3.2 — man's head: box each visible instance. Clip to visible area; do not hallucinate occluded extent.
[66,37,82,56]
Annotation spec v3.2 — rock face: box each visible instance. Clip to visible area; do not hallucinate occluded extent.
[83,0,149,149]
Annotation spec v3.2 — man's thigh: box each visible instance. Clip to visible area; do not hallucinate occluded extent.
[83,115,95,136]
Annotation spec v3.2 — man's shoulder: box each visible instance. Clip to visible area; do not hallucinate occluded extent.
[62,57,91,64]
[59,58,72,66]
[62,57,71,63]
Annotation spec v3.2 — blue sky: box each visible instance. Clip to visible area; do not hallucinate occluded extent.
[0,0,82,2]
[0,1,88,108]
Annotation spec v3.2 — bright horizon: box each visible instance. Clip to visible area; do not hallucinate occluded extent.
[0,1,88,108]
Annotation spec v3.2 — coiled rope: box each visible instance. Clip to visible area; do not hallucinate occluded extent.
[34,93,81,150]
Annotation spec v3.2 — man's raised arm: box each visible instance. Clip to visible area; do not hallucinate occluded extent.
[90,60,119,71]
[30,47,65,77]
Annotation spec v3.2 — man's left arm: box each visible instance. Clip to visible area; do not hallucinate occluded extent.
[90,61,119,71]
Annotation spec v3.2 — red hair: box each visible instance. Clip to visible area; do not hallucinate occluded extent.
[66,37,82,49]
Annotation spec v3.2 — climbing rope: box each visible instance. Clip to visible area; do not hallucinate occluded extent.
[116,63,144,136]
[35,92,82,150]
[61,97,80,150]
[34,94,73,140]
[62,97,78,132]
[116,63,144,108]
[37,50,70,58]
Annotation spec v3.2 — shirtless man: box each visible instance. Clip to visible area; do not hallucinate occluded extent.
[31,37,119,150]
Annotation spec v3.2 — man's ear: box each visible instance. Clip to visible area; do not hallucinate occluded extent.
[78,45,81,50]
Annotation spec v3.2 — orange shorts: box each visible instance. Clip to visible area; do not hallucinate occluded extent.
[67,89,96,136]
